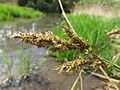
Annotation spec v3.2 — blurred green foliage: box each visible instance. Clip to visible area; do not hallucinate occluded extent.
[0,3,43,21]
[17,0,79,13]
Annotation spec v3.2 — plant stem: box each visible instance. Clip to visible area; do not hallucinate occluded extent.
[91,72,120,83]
[58,0,77,35]
[80,74,83,90]
[71,70,83,90]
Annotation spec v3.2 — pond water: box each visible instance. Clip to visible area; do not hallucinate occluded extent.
[0,14,105,90]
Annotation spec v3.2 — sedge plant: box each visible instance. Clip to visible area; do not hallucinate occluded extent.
[11,0,120,89]
[0,54,14,82]
[18,52,32,79]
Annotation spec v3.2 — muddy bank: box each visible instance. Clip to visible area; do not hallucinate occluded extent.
[0,58,106,90]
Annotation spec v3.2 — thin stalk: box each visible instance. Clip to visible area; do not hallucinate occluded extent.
[99,66,110,81]
[91,72,120,83]
[71,70,83,90]
[80,74,83,90]
[58,0,77,35]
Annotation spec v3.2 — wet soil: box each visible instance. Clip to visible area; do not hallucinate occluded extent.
[0,58,106,90]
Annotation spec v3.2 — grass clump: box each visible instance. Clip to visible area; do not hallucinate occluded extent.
[53,14,120,62]
[18,54,31,78]
[55,50,80,62]
[0,54,13,82]
[0,3,43,21]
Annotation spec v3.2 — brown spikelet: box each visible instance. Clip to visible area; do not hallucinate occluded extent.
[107,29,120,35]
[63,27,92,52]
[56,55,88,73]
[11,32,80,51]
[11,32,55,47]
[55,53,108,73]
[90,53,108,69]
[11,27,92,52]
[63,26,74,38]
[90,59,102,69]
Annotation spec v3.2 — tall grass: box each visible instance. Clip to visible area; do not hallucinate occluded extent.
[0,54,13,82]
[17,51,32,78]
[0,3,43,21]
[55,50,80,62]
[53,14,120,62]
[19,56,31,78]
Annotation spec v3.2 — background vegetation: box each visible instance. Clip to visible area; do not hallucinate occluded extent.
[0,3,43,21]
[16,0,120,13]
[17,0,79,13]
